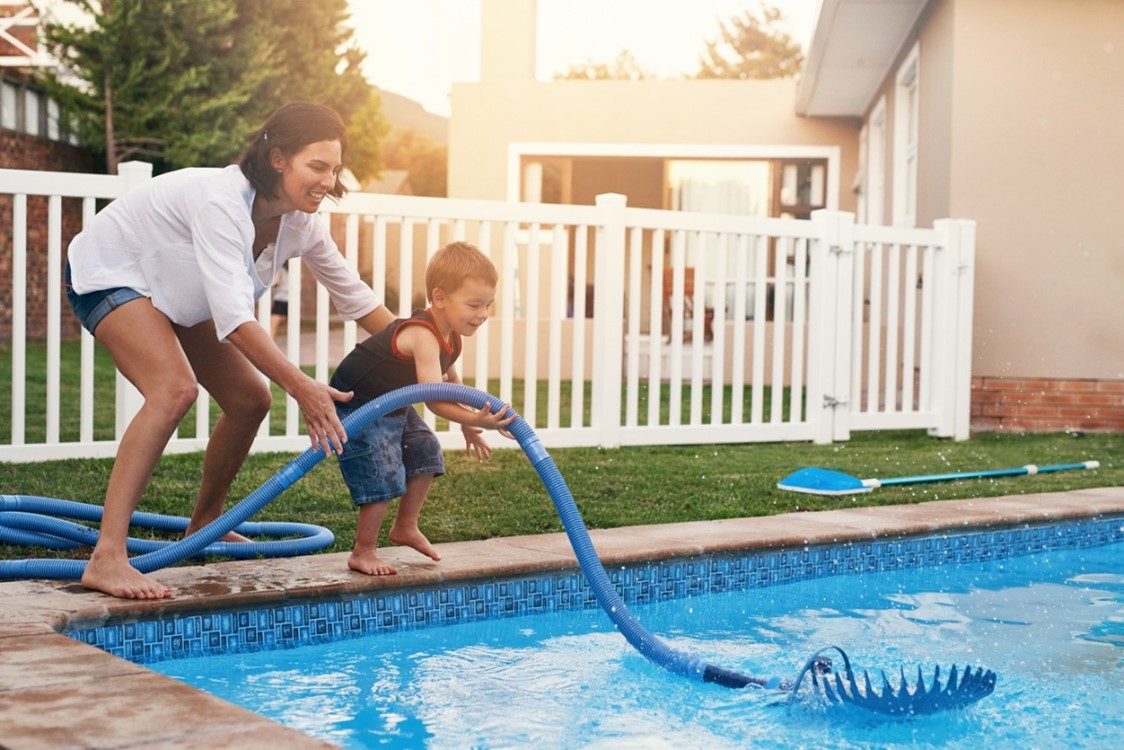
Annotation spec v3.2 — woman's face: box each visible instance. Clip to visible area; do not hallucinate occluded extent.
[272,139,343,213]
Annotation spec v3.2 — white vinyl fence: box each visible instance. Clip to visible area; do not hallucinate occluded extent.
[0,163,975,462]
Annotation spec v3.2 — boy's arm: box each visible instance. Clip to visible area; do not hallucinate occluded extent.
[397,327,515,433]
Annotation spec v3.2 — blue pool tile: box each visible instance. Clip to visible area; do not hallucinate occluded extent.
[66,517,1123,664]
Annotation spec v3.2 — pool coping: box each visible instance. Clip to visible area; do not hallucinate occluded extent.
[2,487,1122,749]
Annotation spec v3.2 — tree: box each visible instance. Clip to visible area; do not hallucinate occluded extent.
[35,0,385,174]
[381,129,447,198]
[555,50,651,81]
[37,0,252,172]
[693,3,804,80]
[230,0,370,121]
[345,90,391,185]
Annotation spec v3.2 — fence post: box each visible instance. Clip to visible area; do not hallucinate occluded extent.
[953,220,976,440]
[808,210,856,444]
[113,162,154,440]
[593,193,627,448]
[933,218,976,440]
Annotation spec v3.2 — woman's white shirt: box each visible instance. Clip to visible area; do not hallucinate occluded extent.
[68,165,376,340]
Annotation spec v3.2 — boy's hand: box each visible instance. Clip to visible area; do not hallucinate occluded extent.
[476,401,516,440]
[461,402,516,459]
[462,425,492,461]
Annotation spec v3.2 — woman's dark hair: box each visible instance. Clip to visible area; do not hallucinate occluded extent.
[240,102,349,200]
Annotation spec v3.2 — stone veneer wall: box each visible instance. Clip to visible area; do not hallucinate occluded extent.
[972,377,1124,433]
[0,129,96,339]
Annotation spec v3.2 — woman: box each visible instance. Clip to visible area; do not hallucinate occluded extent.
[66,102,394,599]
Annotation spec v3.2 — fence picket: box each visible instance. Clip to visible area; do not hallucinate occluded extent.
[0,165,975,462]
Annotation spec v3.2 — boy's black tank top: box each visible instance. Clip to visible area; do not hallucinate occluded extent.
[330,308,462,409]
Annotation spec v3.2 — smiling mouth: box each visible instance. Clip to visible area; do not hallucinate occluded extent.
[308,191,326,201]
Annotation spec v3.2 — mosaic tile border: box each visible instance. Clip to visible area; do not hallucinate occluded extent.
[68,516,1123,664]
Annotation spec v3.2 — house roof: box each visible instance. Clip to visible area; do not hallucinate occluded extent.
[795,0,929,117]
[362,169,414,196]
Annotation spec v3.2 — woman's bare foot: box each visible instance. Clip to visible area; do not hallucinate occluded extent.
[348,550,397,576]
[216,530,253,544]
[185,525,253,544]
[81,553,171,599]
[388,525,442,561]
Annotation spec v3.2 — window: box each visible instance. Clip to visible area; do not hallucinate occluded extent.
[892,42,920,227]
[777,160,827,220]
[1,80,17,131]
[47,98,60,140]
[24,86,40,136]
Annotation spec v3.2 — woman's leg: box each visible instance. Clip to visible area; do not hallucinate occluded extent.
[82,300,199,599]
[174,321,272,540]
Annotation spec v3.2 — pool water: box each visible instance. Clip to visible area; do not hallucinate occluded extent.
[151,542,1122,749]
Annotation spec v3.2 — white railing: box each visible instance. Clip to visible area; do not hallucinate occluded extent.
[0,164,975,462]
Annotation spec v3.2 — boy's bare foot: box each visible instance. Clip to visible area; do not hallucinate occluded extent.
[348,550,397,576]
[388,526,442,561]
[81,554,171,599]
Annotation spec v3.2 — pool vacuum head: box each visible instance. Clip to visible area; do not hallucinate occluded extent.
[788,646,997,715]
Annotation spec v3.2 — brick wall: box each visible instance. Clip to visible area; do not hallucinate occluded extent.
[0,129,97,340]
[972,377,1124,433]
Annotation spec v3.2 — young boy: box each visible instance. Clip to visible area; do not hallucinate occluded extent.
[330,241,515,576]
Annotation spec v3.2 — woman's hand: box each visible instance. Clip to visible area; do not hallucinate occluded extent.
[293,375,353,454]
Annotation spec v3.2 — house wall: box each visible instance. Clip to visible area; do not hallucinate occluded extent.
[861,0,956,227]
[914,0,954,224]
[857,0,1123,431]
[948,0,1124,430]
[449,0,861,206]
[0,130,96,340]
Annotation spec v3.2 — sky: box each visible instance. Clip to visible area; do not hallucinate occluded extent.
[346,0,823,117]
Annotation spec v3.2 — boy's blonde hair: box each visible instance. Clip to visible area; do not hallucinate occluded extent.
[426,241,498,301]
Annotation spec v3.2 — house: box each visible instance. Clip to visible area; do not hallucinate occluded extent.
[449,0,1123,432]
[1,1,94,340]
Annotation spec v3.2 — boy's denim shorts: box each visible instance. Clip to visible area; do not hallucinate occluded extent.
[65,263,145,335]
[335,404,445,505]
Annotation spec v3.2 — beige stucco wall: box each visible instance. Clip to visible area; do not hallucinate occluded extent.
[860,0,1123,381]
[951,0,1124,380]
[451,0,1123,387]
[449,0,861,206]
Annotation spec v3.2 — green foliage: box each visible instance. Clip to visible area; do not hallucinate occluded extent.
[381,129,448,197]
[693,2,804,80]
[344,90,391,185]
[2,430,1120,561]
[34,0,383,174]
[554,50,651,81]
[229,0,370,119]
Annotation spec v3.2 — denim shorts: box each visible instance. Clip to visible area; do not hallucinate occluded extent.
[335,404,445,505]
[65,263,145,335]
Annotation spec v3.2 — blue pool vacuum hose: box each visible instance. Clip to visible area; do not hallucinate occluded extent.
[0,383,995,713]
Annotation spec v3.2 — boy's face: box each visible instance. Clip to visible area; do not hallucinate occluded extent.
[433,277,496,336]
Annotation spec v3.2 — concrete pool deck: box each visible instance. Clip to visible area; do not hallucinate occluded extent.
[2,487,1122,749]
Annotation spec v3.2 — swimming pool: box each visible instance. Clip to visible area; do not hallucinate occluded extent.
[70,517,1122,749]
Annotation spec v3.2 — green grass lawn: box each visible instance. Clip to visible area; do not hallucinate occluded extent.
[2,341,1121,562]
[2,428,1120,562]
